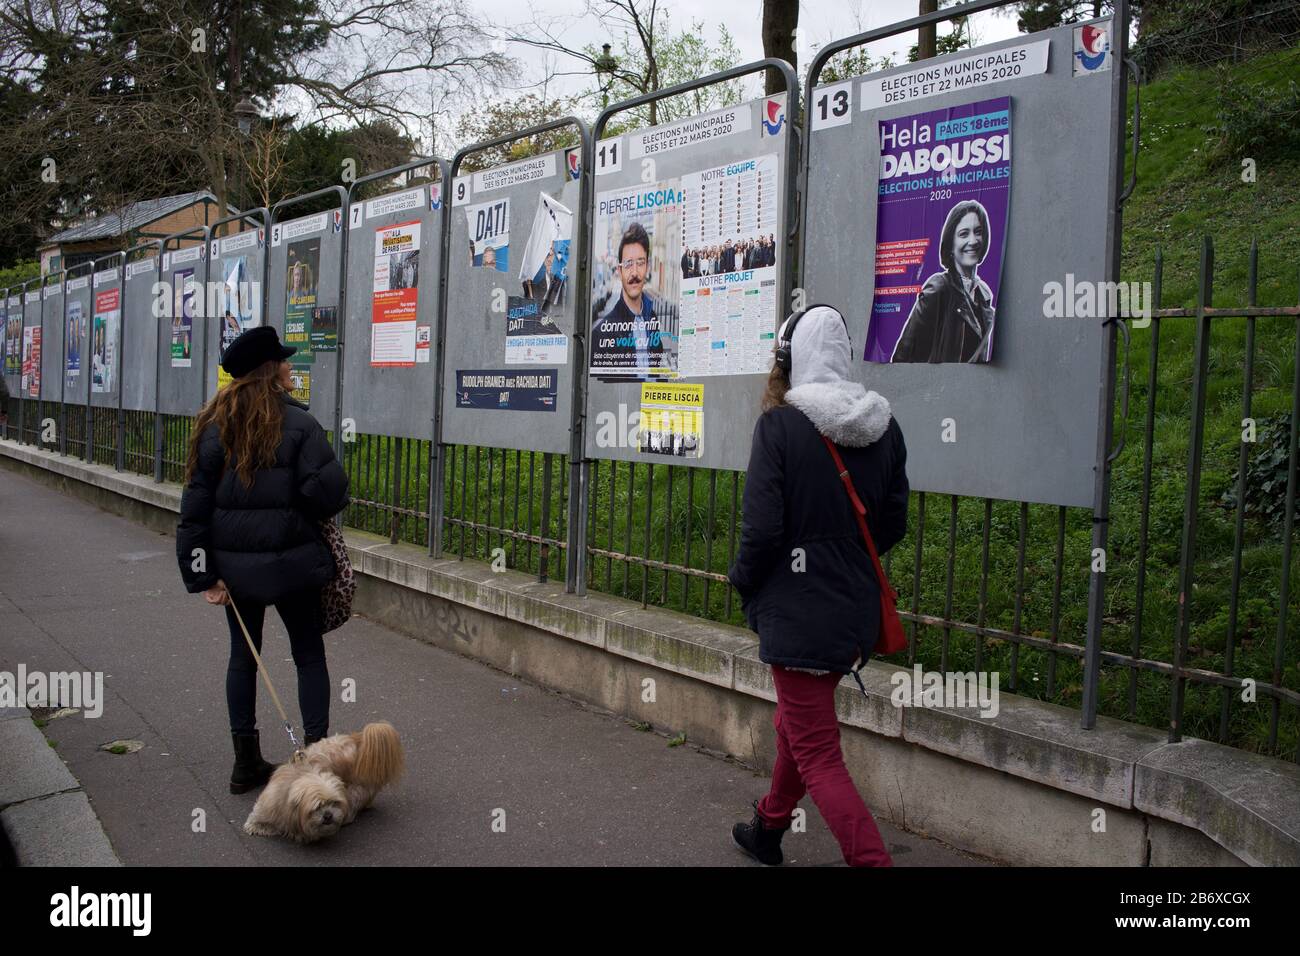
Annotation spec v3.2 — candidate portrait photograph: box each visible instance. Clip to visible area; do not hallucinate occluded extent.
[891,198,996,364]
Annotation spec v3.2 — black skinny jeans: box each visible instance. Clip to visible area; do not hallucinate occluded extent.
[224,589,329,738]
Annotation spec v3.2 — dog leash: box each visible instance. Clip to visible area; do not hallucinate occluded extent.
[227,594,306,761]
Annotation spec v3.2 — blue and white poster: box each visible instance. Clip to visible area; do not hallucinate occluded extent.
[455,369,558,412]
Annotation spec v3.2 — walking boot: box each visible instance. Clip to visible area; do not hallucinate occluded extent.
[303,729,327,747]
[230,731,276,794]
[733,801,788,865]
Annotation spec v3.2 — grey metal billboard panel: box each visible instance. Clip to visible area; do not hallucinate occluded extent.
[122,257,160,412]
[157,243,209,416]
[90,266,123,408]
[1,292,15,393]
[40,280,63,404]
[442,150,579,453]
[267,208,344,431]
[342,184,442,440]
[206,225,268,398]
[802,20,1120,508]
[60,276,91,406]
[583,94,795,470]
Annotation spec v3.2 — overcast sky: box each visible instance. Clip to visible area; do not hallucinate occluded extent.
[425,0,1025,150]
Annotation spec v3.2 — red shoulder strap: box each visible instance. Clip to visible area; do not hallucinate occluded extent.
[821,435,895,602]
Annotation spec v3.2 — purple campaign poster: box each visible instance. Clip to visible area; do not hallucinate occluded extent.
[865,96,1011,364]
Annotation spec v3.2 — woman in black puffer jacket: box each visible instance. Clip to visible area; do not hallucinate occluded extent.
[728,306,909,868]
[177,326,349,794]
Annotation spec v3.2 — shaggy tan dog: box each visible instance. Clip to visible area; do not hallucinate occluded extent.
[243,722,404,844]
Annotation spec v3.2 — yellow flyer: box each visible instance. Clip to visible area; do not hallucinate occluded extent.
[638,383,702,459]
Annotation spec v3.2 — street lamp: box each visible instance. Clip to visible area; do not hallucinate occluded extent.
[595,43,618,110]
[235,97,259,136]
[233,97,260,213]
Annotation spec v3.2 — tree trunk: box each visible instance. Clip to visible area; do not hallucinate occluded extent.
[918,0,938,61]
[762,0,799,96]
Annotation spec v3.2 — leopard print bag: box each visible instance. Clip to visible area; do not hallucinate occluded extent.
[319,518,355,634]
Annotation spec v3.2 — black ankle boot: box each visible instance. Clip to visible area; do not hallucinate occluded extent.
[733,801,788,865]
[230,731,276,794]
[303,729,327,747]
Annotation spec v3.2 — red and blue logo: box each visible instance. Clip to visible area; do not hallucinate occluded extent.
[565,147,581,180]
[1074,24,1110,73]
[761,98,786,137]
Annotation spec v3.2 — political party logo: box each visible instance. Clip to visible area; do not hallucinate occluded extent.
[761,97,786,137]
[430,182,443,210]
[257,228,266,247]
[565,147,581,180]
[332,209,343,232]
[1073,22,1111,75]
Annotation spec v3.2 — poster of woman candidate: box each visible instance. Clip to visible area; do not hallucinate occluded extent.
[91,288,119,392]
[65,299,83,377]
[864,96,1012,364]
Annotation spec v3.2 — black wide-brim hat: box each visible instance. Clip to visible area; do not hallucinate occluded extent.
[221,326,296,378]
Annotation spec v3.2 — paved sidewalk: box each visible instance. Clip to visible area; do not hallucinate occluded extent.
[0,467,992,866]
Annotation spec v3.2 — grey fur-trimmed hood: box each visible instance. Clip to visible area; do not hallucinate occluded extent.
[782,305,892,447]
[786,381,892,447]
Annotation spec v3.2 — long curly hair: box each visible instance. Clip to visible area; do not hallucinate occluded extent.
[185,359,285,488]
[761,360,790,412]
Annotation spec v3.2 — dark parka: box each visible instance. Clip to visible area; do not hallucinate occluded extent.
[728,308,909,674]
[177,395,349,605]
[891,269,994,363]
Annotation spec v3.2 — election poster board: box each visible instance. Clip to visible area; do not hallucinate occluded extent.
[123,255,160,413]
[441,142,583,455]
[90,266,123,404]
[343,175,444,441]
[267,207,343,430]
[61,276,91,406]
[209,225,267,394]
[584,94,795,471]
[802,18,1121,508]
[40,279,62,409]
[158,241,208,416]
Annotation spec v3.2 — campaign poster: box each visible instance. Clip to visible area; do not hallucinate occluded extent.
[465,198,510,272]
[310,306,337,352]
[371,220,420,367]
[865,96,1011,364]
[518,193,572,315]
[217,255,259,390]
[171,268,195,367]
[589,181,682,380]
[289,360,311,405]
[455,369,557,412]
[65,299,83,377]
[3,305,14,375]
[284,239,320,360]
[22,326,40,397]
[506,295,566,364]
[91,288,120,393]
[638,383,703,459]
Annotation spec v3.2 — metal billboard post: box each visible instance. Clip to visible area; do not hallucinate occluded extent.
[117,240,162,472]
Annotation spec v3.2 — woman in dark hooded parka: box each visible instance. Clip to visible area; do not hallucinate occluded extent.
[729,305,909,867]
[177,326,349,794]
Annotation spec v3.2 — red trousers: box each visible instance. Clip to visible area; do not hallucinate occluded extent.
[757,666,893,867]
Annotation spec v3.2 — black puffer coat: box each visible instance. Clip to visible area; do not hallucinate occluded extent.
[177,395,349,605]
[728,307,909,674]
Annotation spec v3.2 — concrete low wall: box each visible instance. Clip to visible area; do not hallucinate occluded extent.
[4,437,1297,866]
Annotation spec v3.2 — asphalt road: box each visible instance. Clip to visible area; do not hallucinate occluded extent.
[0,467,990,866]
